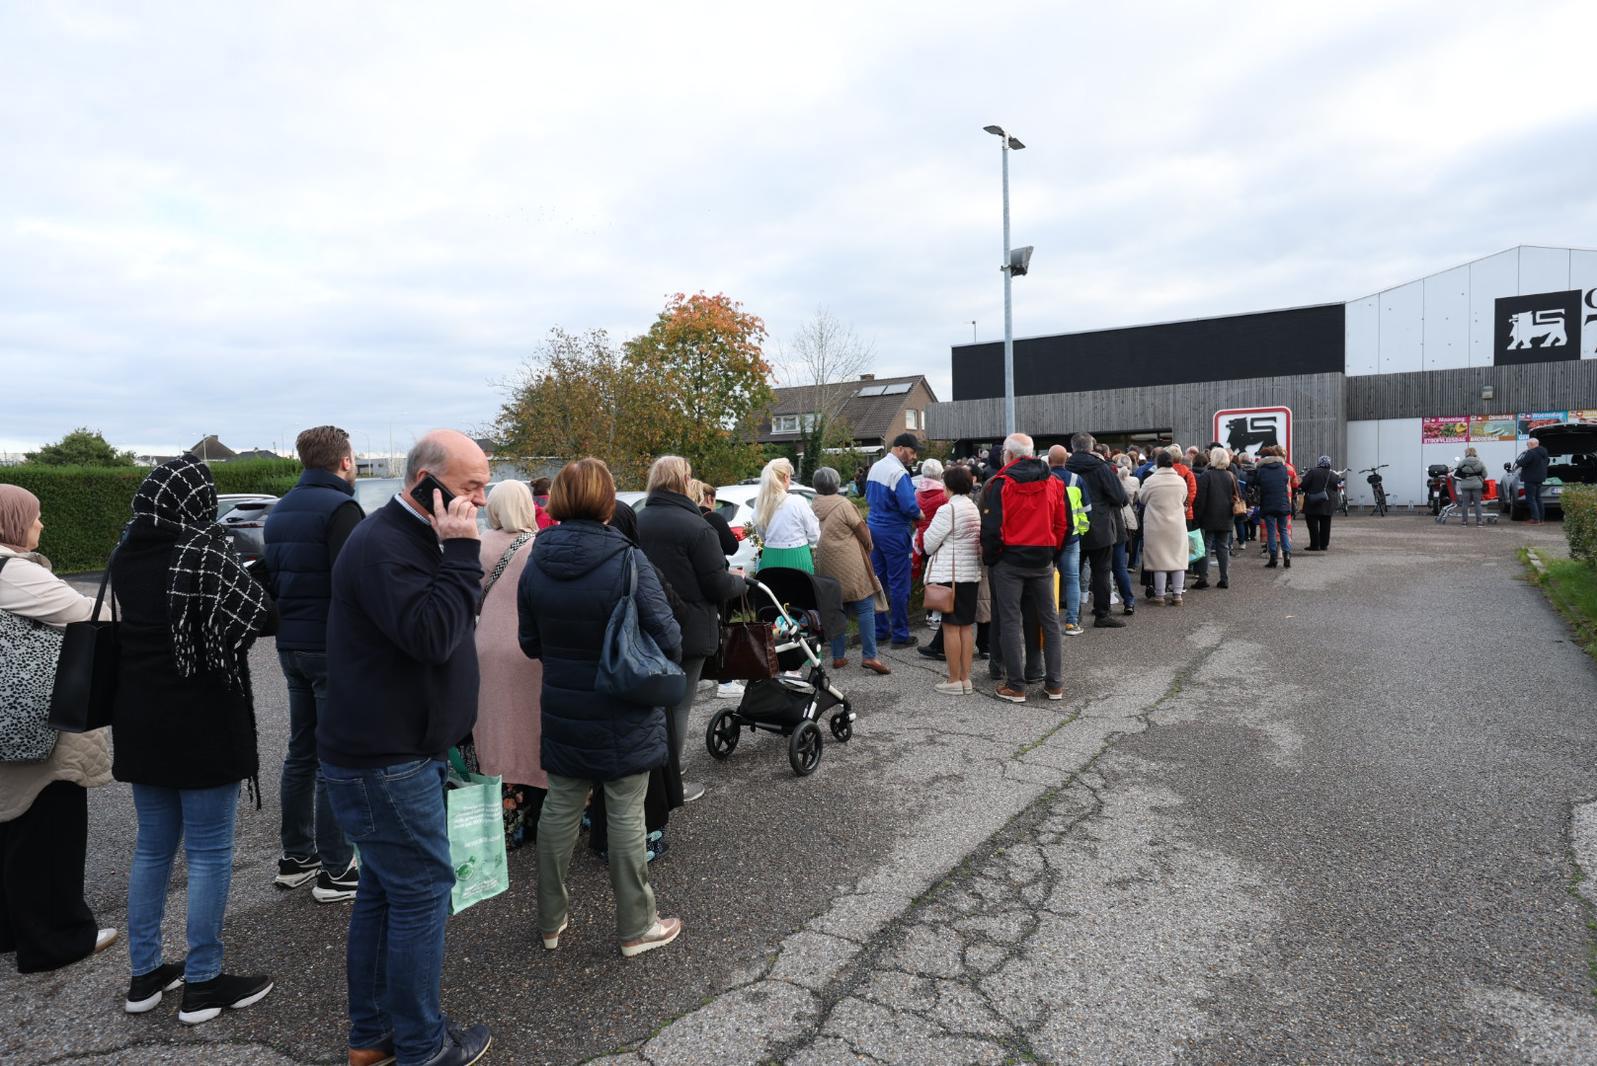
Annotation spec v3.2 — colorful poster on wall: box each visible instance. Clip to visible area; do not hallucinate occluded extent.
[1468,415,1518,441]
[1569,409,1597,425]
[1517,411,1568,438]
[1422,417,1468,444]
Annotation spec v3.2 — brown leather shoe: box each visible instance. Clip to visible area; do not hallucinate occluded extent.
[861,659,891,675]
[349,1046,395,1066]
[832,658,848,668]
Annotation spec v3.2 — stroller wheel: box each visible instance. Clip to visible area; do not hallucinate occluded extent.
[829,712,853,743]
[706,709,740,760]
[788,720,823,776]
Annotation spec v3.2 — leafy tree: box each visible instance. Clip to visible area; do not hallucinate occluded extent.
[25,428,137,467]
[494,327,630,475]
[623,292,773,486]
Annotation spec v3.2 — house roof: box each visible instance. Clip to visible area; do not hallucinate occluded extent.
[766,374,938,441]
[189,435,237,460]
[232,448,281,461]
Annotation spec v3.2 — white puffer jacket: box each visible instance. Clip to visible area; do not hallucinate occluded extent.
[0,545,112,823]
[922,495,982,585]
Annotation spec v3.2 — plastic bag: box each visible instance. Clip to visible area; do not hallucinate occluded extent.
[447,771,509,914]
[1187,529,1208,562]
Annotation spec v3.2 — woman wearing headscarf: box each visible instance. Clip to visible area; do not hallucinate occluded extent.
[752,457,819,573]
[1298,456,1342,552]
[112,456,276,1023]
[475,481,545,850]
[0,485,117,974]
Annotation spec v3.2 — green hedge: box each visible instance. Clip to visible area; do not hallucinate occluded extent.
[0,458,302,573]
[1564,485,1597,568]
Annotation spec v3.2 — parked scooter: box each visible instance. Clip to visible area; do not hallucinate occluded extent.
[1426,464,1452,516]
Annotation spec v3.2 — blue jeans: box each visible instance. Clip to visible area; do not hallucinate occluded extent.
[1056,539,1081,624]
[1111,540,1135,607]
[278,649,353,873]
[1262,513,1292,556]
[870,525,913,643]
[831,597,878,661]
[128,782,239,983]
[1524,480,1545,521]
[323,758,453,1065]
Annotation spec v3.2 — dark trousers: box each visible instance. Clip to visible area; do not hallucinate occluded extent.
[1525,480,1545,521]
[1083,545,1113,618]
[0,781,97,973]
[1306,514,1332,549]
[987,587,1040,679]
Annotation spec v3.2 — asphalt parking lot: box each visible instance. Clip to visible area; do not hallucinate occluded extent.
[3,515,1596,1065]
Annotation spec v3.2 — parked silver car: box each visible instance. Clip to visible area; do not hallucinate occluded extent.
[217,494,278,564]
[1500,423,1597,520]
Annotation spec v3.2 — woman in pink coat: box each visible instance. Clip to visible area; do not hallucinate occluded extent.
[475,481,546,848]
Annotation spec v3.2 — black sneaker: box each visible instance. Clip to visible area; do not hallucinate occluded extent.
[274,854,319,890]
[421,1019,493,1066]
[177,973,274,1025]
[312,860,359,904]
[917,646,945,660]
[125,960,185,1014]
[889,636,919,649]
[1093,616,1127,629]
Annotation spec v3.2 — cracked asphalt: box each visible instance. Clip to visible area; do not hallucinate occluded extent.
[4,516,1597,1064]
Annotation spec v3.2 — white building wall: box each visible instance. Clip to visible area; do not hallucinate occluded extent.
[1519,245,1572,296]
[1345,296,1379,376]
[1343,418,1423,507]
[1378,280,1424,375]
[1469,249,1519,367]
[1422,265,1470,371]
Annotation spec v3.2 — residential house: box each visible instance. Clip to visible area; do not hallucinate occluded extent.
[756,374,939,456]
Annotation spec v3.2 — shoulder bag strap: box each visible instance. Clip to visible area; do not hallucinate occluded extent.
[481,532,533,601]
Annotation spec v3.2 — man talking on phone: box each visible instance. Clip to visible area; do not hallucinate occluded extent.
[320,429,493,1066]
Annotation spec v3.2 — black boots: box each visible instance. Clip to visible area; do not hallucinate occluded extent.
[1265,555,1278,568]
[1282,552,1292,569]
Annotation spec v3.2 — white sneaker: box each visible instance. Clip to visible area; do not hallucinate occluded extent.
[716,681,745,699]
[933,680,965,695]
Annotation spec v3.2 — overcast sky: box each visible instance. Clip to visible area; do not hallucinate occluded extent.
[3,0,1595,458]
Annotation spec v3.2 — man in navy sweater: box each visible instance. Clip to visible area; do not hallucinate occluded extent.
[321,429,492,1066]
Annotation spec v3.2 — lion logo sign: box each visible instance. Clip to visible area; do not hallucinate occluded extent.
[1507,308,1568,349]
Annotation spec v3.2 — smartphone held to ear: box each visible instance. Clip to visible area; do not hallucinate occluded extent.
[410,474,456,515]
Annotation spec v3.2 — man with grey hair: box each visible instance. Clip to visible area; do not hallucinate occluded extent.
[321,429,493,1066]
[1515,436,1551,523]
[980,433,1067,702]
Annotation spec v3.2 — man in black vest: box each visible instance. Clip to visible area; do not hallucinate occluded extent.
[263,426,364,902]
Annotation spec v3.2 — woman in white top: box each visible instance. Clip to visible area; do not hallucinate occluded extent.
[920,465,982,694]
[0,484,117,973]
[753,458,820,573]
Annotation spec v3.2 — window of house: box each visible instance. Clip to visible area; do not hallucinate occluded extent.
[904,409,920,430]
[772,414,799,433]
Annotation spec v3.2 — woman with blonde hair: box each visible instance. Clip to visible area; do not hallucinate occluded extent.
[0,485,118,975]
[475,481,545,849]
[753,457,819,573]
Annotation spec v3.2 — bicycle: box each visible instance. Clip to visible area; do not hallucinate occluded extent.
[1360,464,1390,516]
[1331,467,1350,517]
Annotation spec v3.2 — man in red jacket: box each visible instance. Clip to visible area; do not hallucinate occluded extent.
[980,433,1066,704]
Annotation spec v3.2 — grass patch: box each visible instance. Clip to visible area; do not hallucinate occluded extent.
[1524,549,1597,659]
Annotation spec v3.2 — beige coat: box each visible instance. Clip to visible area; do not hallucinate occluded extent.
[0,545,112,823]
[1139,468,1191,573]
[473,530,546,789]
[813,495,881,603]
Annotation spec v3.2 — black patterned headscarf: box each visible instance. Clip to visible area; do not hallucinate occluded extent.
[132,455,270,688]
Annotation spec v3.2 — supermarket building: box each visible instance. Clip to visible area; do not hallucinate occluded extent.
[926,245,1597,507]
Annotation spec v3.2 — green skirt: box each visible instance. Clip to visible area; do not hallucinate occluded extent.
[758,545,814,573]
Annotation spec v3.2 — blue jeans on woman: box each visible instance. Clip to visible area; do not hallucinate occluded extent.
[127,782,239,982]
[323,757,453,1065]
[831,597,878,661]
[1262,513,1292,556]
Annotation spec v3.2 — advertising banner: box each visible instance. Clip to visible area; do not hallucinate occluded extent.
[1467,415,1518,441]
[1569,409,1597,425]
[1422,417,1468,445]
[1517,411,1568,439]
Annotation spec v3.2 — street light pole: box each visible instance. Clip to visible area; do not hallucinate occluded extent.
[984,125,1026,437]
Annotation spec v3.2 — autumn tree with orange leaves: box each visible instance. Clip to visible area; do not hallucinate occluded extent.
[494,293,774,487]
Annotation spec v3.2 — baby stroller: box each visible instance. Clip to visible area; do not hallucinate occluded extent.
[704,567,855,777]
[1435,472,1500,525]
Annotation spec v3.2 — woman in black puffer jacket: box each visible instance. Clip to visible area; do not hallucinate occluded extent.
[518,458,686,958]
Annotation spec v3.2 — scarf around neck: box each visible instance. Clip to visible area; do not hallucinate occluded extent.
[132,455,270,688]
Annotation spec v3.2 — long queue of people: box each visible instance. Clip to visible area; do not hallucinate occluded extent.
[0,427,772,1066]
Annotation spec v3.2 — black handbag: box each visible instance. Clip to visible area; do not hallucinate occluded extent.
[48,553,120,734]
[595,552,688,708]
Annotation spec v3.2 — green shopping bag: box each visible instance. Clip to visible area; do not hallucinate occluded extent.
[447,771,509,914]
[1187,529,1208,563]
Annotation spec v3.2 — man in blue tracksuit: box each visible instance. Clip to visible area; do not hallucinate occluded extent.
[867,432,923,648]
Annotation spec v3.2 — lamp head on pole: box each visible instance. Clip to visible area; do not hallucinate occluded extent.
[983,124,1025,150]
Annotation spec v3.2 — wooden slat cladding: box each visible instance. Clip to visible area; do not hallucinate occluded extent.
[1344,361,1597,420]
[928,372,1347,470]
